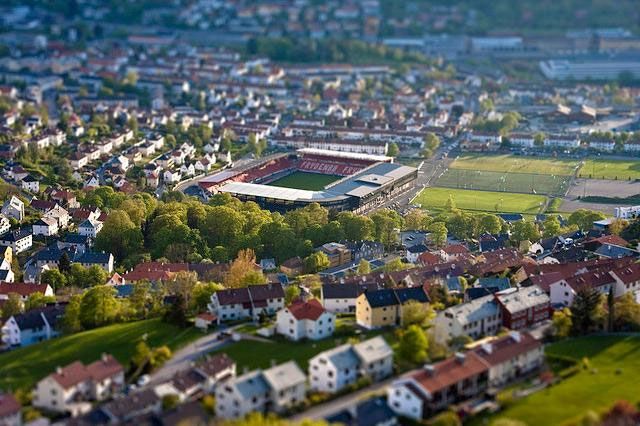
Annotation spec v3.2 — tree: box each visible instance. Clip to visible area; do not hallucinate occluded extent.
[402,300,435,327]
[446,210,476,240]
[552,308,572,339]
[24,293,56,311]
[568,209,606,231]
[2,293,23,317]
[542,216,562,238]
[357,259,371,275]
[609,219,629,236]
[511,221,539,244]
[424,132,441,151]
[336,212,374,241]
[79,286,119,329]
[162,394,180,411]
[225,249,266,288]
[94,210,143,262]
[444,195,456,211]
[398,324,429,365]
[430,411,462,426]
[164,294,188,327]
[534,132,545,147]
[384,257,406,272]
[192,282,224,312]
[613,293,640,331]
[304,252,330,274]
[61,294,82,333]
[571,288,603,335]
[167,271,198,309]
[608,287,615,332]
[404,209,431,231]
[59,251,71,273]
[41,269,67,291]
[285,285,301,305]
[370,209,403,247]
[387,142,399,157]
[428,222,448,248]
[130,280,152,319]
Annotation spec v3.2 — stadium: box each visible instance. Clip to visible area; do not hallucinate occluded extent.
[198,149,418,213]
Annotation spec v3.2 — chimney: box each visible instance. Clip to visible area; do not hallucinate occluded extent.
[455,352,466,364]
[510,331,521,343]
[423,364,435,376]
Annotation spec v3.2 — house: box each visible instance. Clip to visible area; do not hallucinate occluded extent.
[318,242,352,267]
[343,240,385,262]
[0,214,10,235]
[610,263,640,298]
[70,152,89,170]
[543,134,580,149]
[75,251,114,273]
[387,352,489,420]
[0,228,32,254]
[0,282,54,301]
[78,218,103,238]
[280,256,305,276]
[494,286,550,330]
[593,243,639,259]
[321,282,380,314]
[508,133,535,148]
[1,305,64,348]
[259,258,277,272]
[2,196,24,221]
[433,294,502,344]
[326,396,398,426]
[406,244,428,263]
[208,283,284,322]
[194,353,237,393]
[550,269,616,307]
[86,389,161,424]
[20,174,39,192]
[32,216,59,236]
[154,369,208,403]
[0,394,21,426]
[439,244,470,262]
[44,205,71,229]
[215,361,305,420]
[309,336,393,393]
[356,286,430,329]
[57,233,92,254]
[33,354,125,416]
[0,268,14,283]
[276,298,336,341]
[195,312,217,331]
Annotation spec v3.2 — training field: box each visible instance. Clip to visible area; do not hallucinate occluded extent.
[413,187,547,214]
[435,169,571,196]
[267,171,341,190]
[450,154,579,176]
[578,159,640,180]
[482,335,640,426]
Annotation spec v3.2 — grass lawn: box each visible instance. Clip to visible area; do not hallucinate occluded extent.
[484,335,640,425]
[450,154,579,176]
[0,318,201,391]
[435,169,570,196]
[267,171,341,190]
[413,187,548,215]
[578,159,640,181]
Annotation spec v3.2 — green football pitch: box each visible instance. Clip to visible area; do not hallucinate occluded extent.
[267,171,341,190]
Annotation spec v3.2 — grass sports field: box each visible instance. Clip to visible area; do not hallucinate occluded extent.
[413,187,547,214]
[0,318,201,391]
[578,159,640,181]
[450,154,579,176]
[267,171,341,190]
[435,169,571,196]
[482,335,640,425]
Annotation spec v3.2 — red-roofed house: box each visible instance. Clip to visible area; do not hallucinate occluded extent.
[276,298,335,341]
[0,283,54,301]
[195,312,217,330]
[34,354,124,416]
[439,244,470,262]
[0,393,20,426]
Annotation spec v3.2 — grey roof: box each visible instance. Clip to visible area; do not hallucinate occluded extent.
[233,370,270,399]
[262,361,305,391]
[316,343,360,370]
[441,294,500,325]
[353,336,392,364]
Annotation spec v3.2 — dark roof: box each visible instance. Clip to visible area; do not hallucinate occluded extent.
[101,389,159,421]
[322,283,379,299]
[498,213,524,222]
[465,287,495,301]
[60,233,92,245]
[394,286,429,304]
[1,228,31,242]
[196,353,235,378]
[355,397,397,426]
[247,283,284,301]
[407,244,428,254]
[215,287,251,305]
[364,288,398,308]
[76,251,112,264]
[162,401,208,426]
[13,309,46,329]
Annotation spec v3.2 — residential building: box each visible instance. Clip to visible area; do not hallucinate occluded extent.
[32,216,59,236]
[0,283,53,301]
[215,361,305,420]
[1,305,64,348]
[0,394,21,426]
[75,251,114,273]
[20,175,39,192]
[308,336,393,393]
[356,286,430,329]
[1,196,24,221]
[0,228,32,253]
[0,214,10,235]
[208,283,284,322]
[78,218,103,238]
[33,354,125,416]
[276,299,336,341]
[433,294,502,344]
[494,286,551,330]
[321,282,379,314]
[318,242,352,268]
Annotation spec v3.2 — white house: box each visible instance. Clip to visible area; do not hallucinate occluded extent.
[433,294,502,344]
[549,270,616,307]
[614,205,640,219]
[20,175,39,193]
[0,394,21,426]
[543,134,580,149]
[33,355,124,416]
[78,218,103,238]
[215,361,305,420]
[0,214,10,235]
[163,169,182,184]
[508,133,535,148]
[276,299,335,341]
[32,216,59,237]
[308,336,393,393]
[0,228,32,253]
[208,284,284,322]
[1,305,63,348]
[623,140,640,152]
[1,196,24,222]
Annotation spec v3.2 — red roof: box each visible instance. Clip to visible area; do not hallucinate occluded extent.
[0,394,20,417]
[418,252,440,265]
[196,312,217,322]
[409,352,489,394]
[442,244,469,255]
[611,263,640,285]
[50,355,122,389]
[287,299,326,321]
[0,283,51,297]
[87,355,123,381]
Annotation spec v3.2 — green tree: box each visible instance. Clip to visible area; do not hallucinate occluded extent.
[336,212,374,241]
[41,269,68,291]
[387,142,399,157]
[511,221,539,244]
[428,222,448,248]
[402,300,435,327]
[444,195,456,211]
[403,209,432,231]
[357,259,371,275]
[476,213,502,236]
[2,293,23,317]
[304,252,330,274]
[192,282,224,312]
[94,210,144,262]
[542,216,562,238]
[79,286,119,329]
[567,209,606,231]
[424,132,441,151]
[398,324,429,365]
[130,280,152,319]
[61,294,83,333]
[613,292,640,331]
[370,209,403,247]
[24,293,56,311]
[571,288,603,335]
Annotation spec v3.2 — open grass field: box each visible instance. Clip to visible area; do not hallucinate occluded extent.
[267,171,341,190]
[450,154,579,176]
[0,318,201,391]
[435,169,571,196]
[413,187,548,214]
[484,335,640,426]
[578,159,640,181]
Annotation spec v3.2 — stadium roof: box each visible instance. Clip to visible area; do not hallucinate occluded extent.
[219,162,416,202]
[296,148,392,163]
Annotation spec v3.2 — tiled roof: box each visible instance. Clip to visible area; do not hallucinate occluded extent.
[287,299,326,321]
[409,352,489,394]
